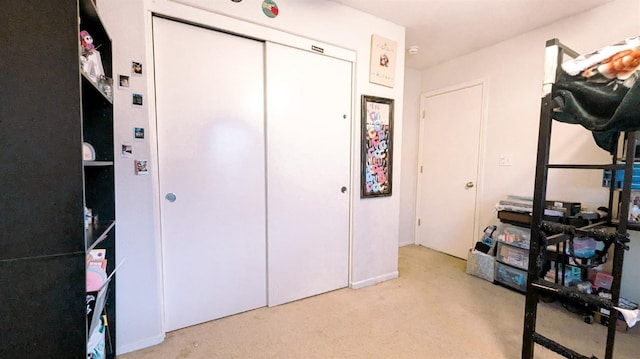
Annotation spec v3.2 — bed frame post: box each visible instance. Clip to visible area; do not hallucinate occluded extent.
[523,39,574,359]
[523,37,633,359]
[522,91,555,359]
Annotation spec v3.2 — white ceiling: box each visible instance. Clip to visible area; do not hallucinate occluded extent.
[330,0,615,70]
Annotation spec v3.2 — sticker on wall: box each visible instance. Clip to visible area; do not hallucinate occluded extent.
[134,160,149,175]
[132,93,143,107]
[132,61,143,76]
[134,127,145,140]
[118,75,130,89]
[121,144,133,158]
[262,0,279,18]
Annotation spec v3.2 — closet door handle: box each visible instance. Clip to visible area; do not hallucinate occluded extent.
[465,182,474,188]
[341,186,347,193]
[165,193,177,202]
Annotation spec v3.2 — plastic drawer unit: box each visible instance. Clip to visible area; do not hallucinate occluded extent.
[496,241,529,270]
[495,261,527,292]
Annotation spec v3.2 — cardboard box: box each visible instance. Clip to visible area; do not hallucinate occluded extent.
[594,311,630,332]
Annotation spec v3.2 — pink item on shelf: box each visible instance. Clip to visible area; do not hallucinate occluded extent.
[593,271,614,291]
[80,30,95,51]
[86,267,107,292]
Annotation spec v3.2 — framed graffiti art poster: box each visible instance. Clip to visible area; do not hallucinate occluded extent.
[361,95,393,198]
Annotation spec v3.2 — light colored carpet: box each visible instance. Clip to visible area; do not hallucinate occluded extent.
[118,245,639,358]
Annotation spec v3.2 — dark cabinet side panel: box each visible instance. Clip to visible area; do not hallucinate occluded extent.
[0,253,85,359]
[0,1,84,260]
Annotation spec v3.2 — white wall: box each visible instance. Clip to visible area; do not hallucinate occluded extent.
[98,0,165,353]
[414,0,640,299]
[99,0,405,353]
[399,68,421,246]
[419,0,639,227]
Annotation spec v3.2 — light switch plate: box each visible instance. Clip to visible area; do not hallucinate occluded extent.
[499,154,513,166]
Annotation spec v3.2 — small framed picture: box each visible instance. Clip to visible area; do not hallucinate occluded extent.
[121,144,133,158]
[132,61,143,75]
[132,93,143,107]
[118,75,130,89]
[369,35,397,88]
[134,160,149,175]
[134,127,145,140]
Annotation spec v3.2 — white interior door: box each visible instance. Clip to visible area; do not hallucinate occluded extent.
[153,17,267,331]
[266,42,351,306]
[416,83,483,259]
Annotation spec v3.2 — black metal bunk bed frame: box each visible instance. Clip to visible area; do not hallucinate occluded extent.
[522,38,634,359]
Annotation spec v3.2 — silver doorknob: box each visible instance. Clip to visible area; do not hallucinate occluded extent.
[465,182,474,188]
[165,193,177,202]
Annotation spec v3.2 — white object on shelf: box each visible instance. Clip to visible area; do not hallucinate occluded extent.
[81,50,105,83]
[83,142,96,161]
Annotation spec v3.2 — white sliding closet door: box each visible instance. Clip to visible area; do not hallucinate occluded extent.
[266,43,351,306]
[153,17,267,331]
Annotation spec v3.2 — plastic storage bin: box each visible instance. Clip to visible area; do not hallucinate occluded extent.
[593,271,614,291]
[496,242,529,270]
[544,262,582,286]
[495,261,527,292]
[492,223,530,249]
[567,237,597,258]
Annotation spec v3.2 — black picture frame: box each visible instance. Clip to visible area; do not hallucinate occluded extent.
[361,95,394,198]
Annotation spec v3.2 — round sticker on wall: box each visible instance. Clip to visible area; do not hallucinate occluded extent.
[262,0,279,18]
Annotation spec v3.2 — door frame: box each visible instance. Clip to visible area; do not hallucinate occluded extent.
[145,10,357,332]
[414,78,489,252]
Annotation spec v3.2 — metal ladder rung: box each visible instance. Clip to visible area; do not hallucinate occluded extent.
[541,220,610,245]
[532,332,598,359]
[531,279,613,309]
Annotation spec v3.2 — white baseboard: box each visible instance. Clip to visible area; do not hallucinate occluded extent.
[117,333,165,355]
[350,271,399,289]
[398,240,413,247]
